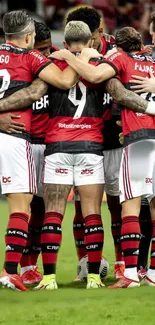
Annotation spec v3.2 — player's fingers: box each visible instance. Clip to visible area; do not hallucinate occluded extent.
[131,75,146,81]
[9,128,22,134]
[130,84,145,89]
[129,79,144,85]
[12,121,25,127]
[116,120,122,127]
[149,70,155,78]
[133,88,146,93]
[10,114,21,118]
[11,125,25,131]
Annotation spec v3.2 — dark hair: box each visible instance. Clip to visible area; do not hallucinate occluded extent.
[66,7,101,33]
[34,21,51,42]
[2,10,34,38]
[115,27,142,52]
[150,12,155,32]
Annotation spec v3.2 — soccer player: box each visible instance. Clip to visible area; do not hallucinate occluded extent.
[20,21,52,285]
[66,6,125,280]
[36,20,106,290]
[66,6,152,280]
[52,27,155,287]
[0,10,78,291]
[129,12,155,94]
[20,22,60,285]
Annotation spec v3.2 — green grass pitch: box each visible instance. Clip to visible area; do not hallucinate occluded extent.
[0,201,154,325]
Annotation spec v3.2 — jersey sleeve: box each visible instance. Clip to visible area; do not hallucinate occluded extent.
[28,49,52,77]
[104,51,127,75]
[52,59,68,71]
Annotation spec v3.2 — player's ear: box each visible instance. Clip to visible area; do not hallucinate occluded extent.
[25,33,29,44]
[63,41,68,49]
[88,39,94,48]
[99,27,103,37]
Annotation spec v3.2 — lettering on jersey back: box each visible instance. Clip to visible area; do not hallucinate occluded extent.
[0,55,9,64]
[134,62,154,73]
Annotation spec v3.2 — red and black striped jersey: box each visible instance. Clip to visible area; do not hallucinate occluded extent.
[0,42,51,140]
[100,36,116,56]
[99,36,122,150]
[30,46,60,144]
[106,50,155,146]
[45,57,106,156]
[31,93,49,144]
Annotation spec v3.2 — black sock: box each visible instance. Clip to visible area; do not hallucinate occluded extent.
[138,201,152,269]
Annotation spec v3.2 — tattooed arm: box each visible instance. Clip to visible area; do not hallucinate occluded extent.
[105,78,148,113]
[0,79,48,112]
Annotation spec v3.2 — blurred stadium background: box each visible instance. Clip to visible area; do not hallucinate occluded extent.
[0,0,154,48]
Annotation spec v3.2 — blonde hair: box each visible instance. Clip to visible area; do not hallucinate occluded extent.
[64,21,92,45]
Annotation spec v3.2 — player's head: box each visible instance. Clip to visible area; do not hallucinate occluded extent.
[2,10,35,49]
[34,21,51,57]
[64,21,92,51]
[66,7,102,50]
[150,12,155,45]
[115,27,142,52]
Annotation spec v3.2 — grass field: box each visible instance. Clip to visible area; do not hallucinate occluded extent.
[0,201,154,325]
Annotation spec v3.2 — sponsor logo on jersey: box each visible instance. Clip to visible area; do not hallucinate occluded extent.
[32,95,49,111]
[5,245,14,252]
[58,123,91,129]
[145,177,152,184]
[81,169,94,175]
[2,176,11,184]
[55,168,68,174]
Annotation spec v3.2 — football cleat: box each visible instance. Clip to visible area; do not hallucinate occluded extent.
[0,269,28,291]
[87,274,105,289]
[34,274,58,290]
[141,275,155,287]
[114,263,125,280]
[108,275,140,288]
[21,267,43,285]
[138,267,147,280]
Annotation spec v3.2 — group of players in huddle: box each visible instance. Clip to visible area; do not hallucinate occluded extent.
[0,6,155,291]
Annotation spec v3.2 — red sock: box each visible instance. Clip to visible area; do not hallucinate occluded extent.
[41,212,63,275]
[73,201,86,260]
[150,220,155,269]
[84,214,104,274]
[4,212,29,274]
[121,216,141,269]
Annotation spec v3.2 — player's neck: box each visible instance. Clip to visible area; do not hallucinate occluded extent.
[6,39,27,49]
[98,40,103,54]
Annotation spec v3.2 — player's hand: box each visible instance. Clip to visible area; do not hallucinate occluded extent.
[0,114,25,134]
[104,47,118,58]
[116,120,122,127]
[79,48,103,62]
[50,49,73,61]
[129,71,155,93]
[103,33,115,42]
[144,44,153,55]
[119,132,124,145]
[116,120,123,144]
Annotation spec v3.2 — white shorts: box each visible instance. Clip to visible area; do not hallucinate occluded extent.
[0,134,36,194]
[32,144,45,197]
[43,153,104,186]
[104,147,123,196]
[119,140,155,203]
